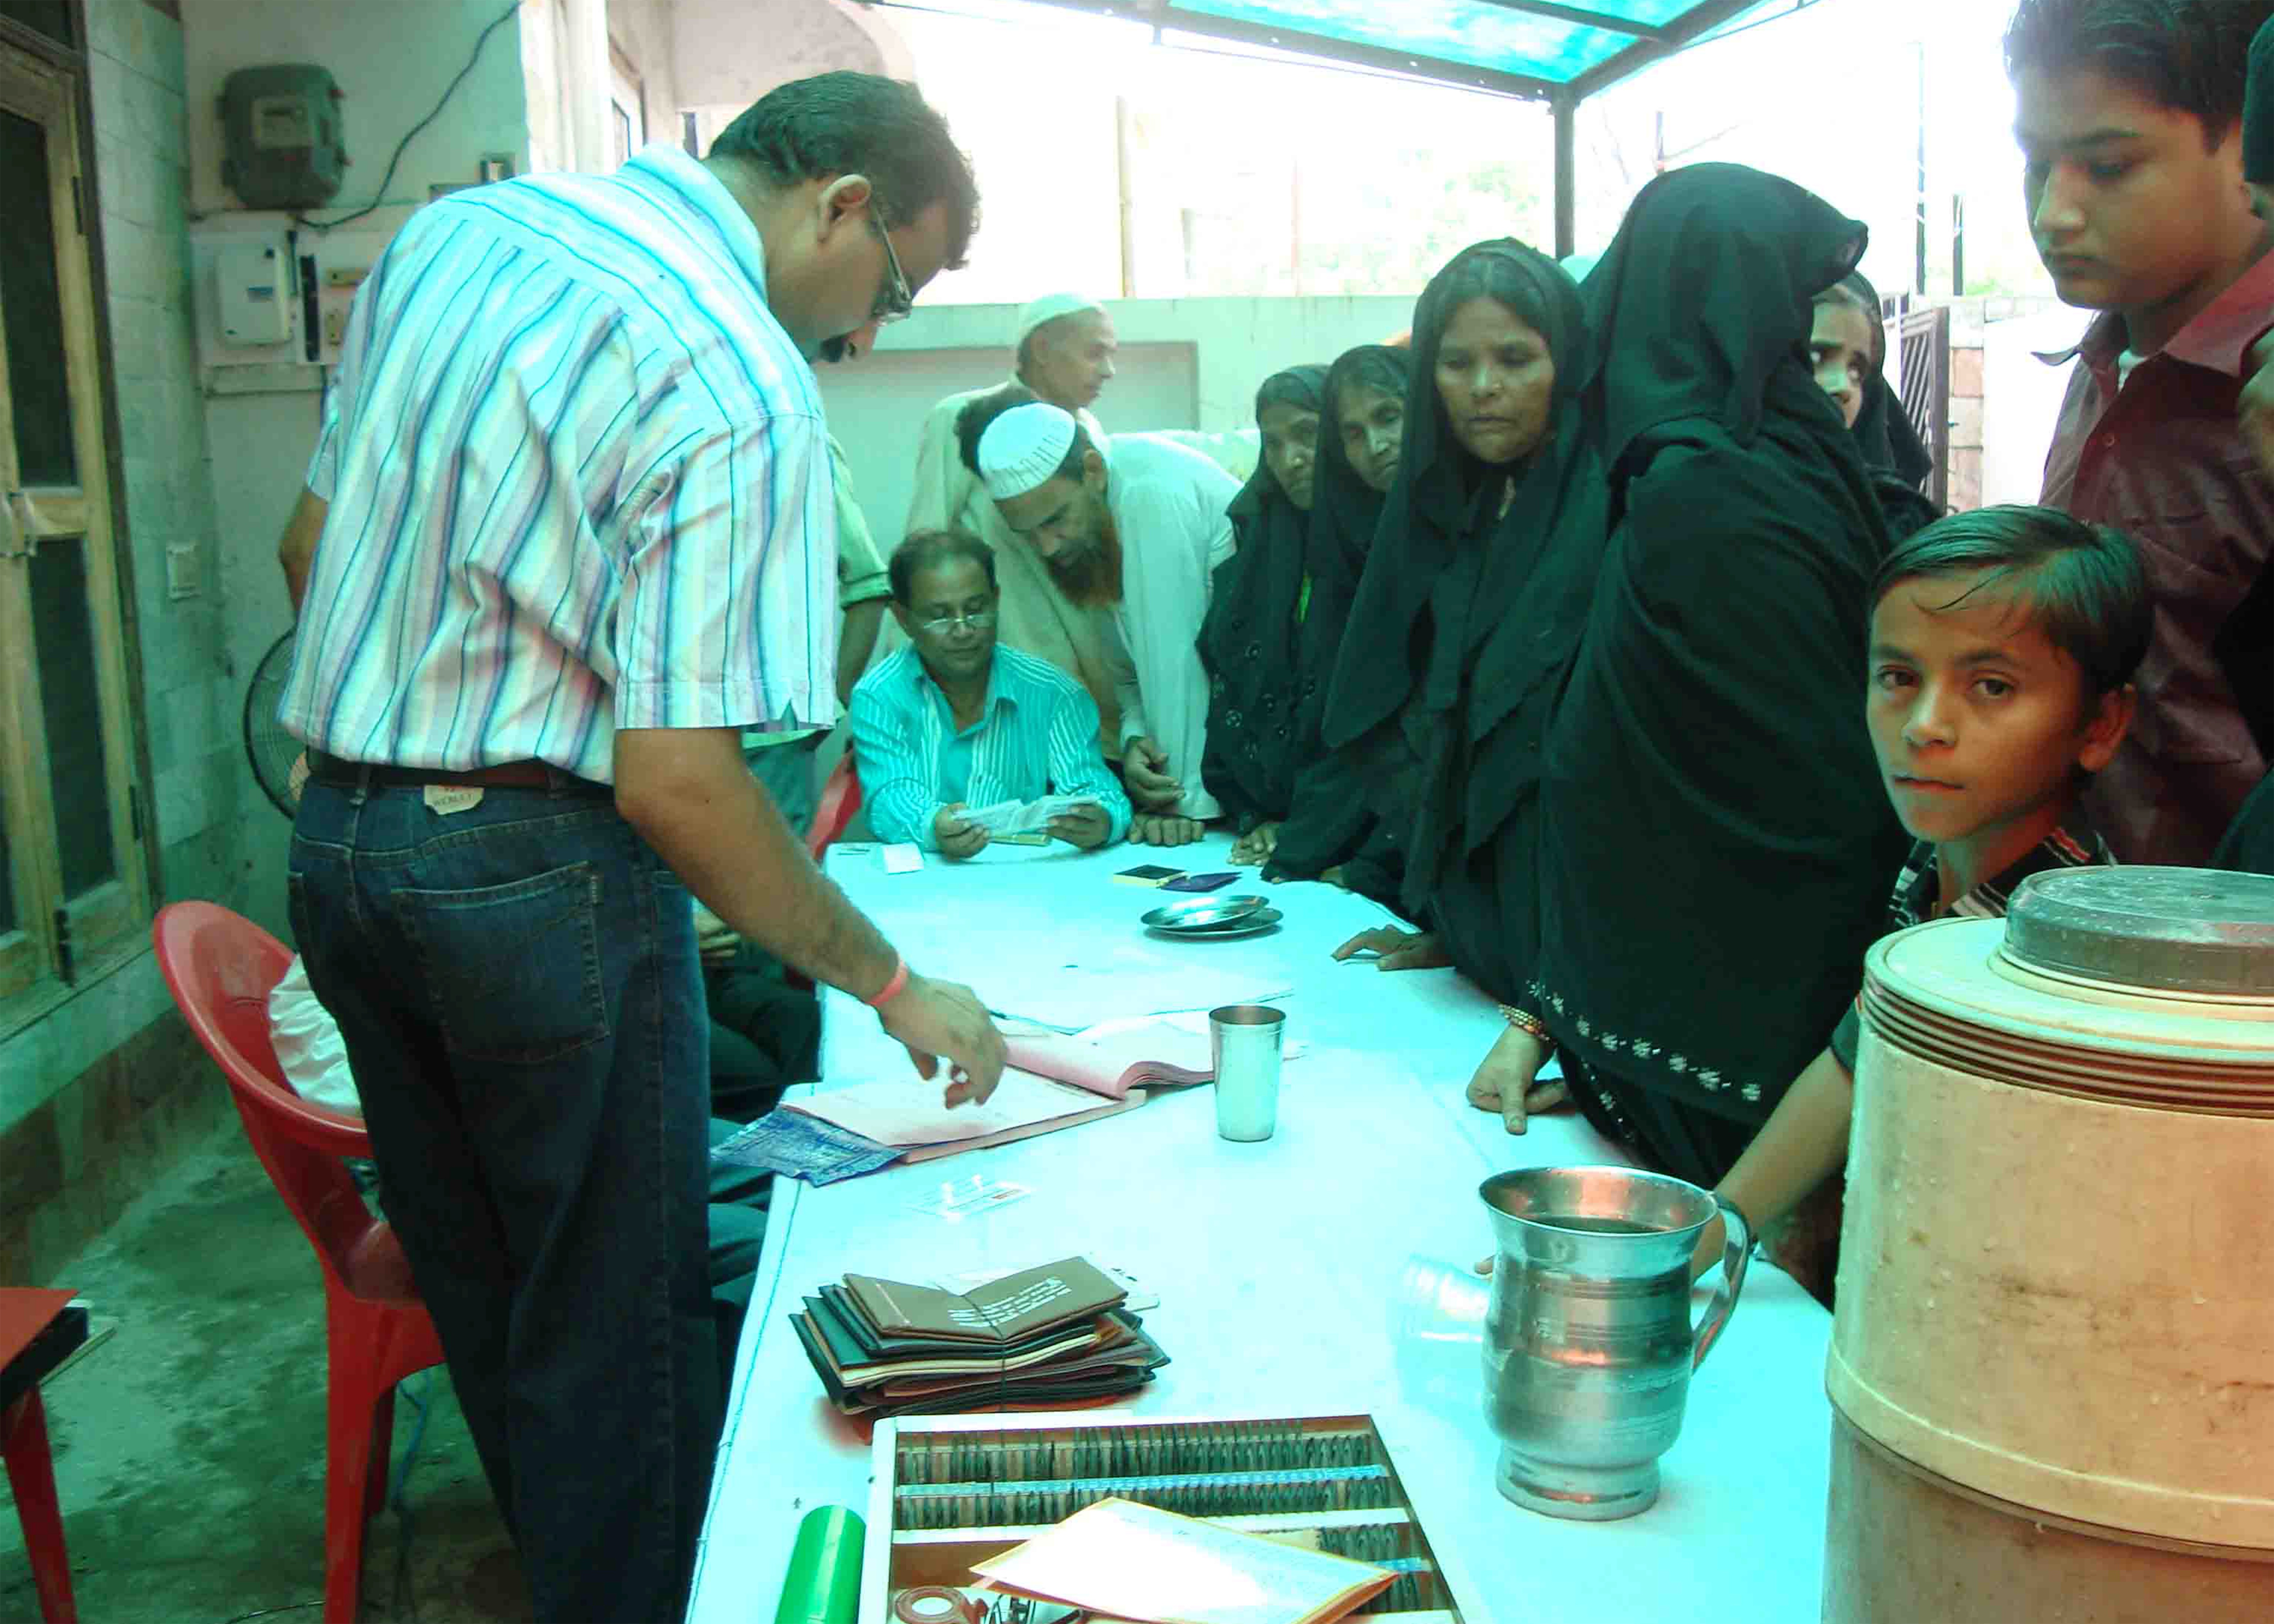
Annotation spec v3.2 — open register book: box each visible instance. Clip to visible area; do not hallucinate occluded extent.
[785,1020,1213,1163]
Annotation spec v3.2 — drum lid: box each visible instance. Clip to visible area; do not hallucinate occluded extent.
[2002,868,2274,997]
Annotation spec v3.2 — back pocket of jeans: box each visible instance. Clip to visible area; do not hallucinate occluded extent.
[399,862,609,1065]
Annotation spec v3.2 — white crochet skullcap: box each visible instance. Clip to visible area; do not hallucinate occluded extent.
[977,403,1079,503]
[1014,292,1105,350]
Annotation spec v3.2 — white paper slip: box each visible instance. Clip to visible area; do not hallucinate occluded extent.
[880,843,925,874]
[961,794,1102,837]
[973,1497,1395,1624]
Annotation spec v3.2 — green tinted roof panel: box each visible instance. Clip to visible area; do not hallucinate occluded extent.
[1171,0,1637,80]
[1127,0,1782,92]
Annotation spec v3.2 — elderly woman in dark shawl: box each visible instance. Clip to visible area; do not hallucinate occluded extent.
[1313,244,1609,1117]
[1261,344,1413,890]
[1811,269,1941,539]
[1491,165,1909,1192]
[1200,365,1330,859]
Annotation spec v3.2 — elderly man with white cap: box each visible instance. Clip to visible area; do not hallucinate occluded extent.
[955,384,1239,845]
[903,294,1124,738]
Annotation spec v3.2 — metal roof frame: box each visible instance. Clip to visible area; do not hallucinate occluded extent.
[1008,0,1781,256]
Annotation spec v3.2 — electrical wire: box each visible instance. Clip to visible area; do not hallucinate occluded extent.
[295,0,520,232]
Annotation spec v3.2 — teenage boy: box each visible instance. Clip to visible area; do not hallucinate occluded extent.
[1704,508,2149,1298]
[2006,0,2274,866]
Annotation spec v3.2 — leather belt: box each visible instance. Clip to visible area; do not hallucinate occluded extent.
[308,750,610,797]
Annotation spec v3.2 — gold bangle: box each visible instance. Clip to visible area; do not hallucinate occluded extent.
[1498,1004,1551,1044]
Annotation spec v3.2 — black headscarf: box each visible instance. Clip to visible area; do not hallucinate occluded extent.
[1828,268,1937,516]
[1264,346,1412,887]
[1533,165,1910,1183]
[1322,241,1594,758]
[1303,346,1408,638]
[1198,365,1329,830]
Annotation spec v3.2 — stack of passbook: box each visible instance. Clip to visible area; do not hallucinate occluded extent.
[790,1257,1168,1419]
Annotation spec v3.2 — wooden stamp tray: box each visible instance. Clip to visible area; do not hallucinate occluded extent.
[861,1409,1487,1623]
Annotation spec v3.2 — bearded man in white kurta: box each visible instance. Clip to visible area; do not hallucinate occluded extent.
[902,295,1124,740]
[958,391,1238,845]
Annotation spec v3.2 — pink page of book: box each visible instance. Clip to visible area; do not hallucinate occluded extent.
[786,1070,1139,1150]
[1007,1020,1214,1101]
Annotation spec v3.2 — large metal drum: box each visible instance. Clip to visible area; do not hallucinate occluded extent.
[1824,868,2274,1623]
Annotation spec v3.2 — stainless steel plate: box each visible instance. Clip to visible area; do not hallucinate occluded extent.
[1140,894,1269,932]
[2003,867,2274,997]
[1148,908,1283,941]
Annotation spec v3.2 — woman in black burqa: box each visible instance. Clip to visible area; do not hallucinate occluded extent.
[1261,344,1413,895]
[1504,165,1911,1190]
[1310,242,1609,1090]
[1198,365,1330,851]
[1811,268,1941,539]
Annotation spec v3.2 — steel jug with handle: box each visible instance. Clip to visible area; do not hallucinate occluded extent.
[1480,1165,1752,1520]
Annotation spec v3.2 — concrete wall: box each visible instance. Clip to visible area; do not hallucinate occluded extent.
[0,0,239,1286]
[608,0,682,150]
[181,0,532,938]
[823,293,1414,551]
[672,0,905,114]
[1982,302,2086,509]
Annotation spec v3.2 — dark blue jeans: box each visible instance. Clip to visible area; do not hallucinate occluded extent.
[289,774,720,1623]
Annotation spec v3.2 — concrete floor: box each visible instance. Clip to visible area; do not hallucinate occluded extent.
[0,1125,531,1623]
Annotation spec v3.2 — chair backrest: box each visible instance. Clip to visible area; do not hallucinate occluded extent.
[152,902,382,1295]
[808,749,863,859]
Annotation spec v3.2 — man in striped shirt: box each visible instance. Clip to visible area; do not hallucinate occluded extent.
[274,75,1002,1622]
[850,529,1131,855]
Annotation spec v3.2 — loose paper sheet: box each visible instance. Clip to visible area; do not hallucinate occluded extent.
[962,795,1101,837]
[972,1498,1395,1624]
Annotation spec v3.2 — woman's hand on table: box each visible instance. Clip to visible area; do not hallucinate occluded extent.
[1046,802,1112,850]
[1228,822,1280,866]
[1330,927,1448,970]
[877,972,1006,1106]
[933,804,987,861]
[1130,813,1205,847]
[1464,1026,1569,1134]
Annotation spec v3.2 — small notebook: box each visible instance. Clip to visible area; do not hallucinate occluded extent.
[972,1497,1397,1624]
[844,1257,1127,1344]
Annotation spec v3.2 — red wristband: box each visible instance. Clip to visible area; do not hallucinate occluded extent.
[862,956,910,1009]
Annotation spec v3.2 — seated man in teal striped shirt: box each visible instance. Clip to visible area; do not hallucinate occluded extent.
[851,529,1132,858]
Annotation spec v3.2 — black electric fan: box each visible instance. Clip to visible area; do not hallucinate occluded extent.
[242,628,305,817]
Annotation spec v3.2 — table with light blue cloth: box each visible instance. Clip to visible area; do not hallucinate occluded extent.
[686,834,1834,1623]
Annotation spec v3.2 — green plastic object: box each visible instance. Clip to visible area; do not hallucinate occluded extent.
[775,1505,867,1624]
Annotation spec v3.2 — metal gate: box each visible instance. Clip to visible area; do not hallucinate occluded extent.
[1896,302,1950,511]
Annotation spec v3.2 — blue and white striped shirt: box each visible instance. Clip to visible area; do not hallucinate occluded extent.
[279,146,837,782]
[848,645,1133,849]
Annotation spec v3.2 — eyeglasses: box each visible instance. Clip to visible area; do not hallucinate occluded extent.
[866,197,913,325]
[917,608,996,637]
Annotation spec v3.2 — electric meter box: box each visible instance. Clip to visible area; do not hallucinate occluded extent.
[220,64,346,210]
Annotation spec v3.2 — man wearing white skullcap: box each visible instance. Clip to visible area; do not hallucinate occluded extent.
[900,295,1123,742]
[953,385,1239,845]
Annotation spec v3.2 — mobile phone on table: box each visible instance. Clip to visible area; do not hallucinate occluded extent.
[1112,864,1186,887]
[1161,870,1238,893]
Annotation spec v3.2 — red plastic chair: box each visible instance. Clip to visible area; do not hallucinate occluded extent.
[807,750,863,860]
[1,1291,79,1624]
[152,902,444,1624]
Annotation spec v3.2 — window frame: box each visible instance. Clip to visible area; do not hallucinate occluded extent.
[0,20,157,1035]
